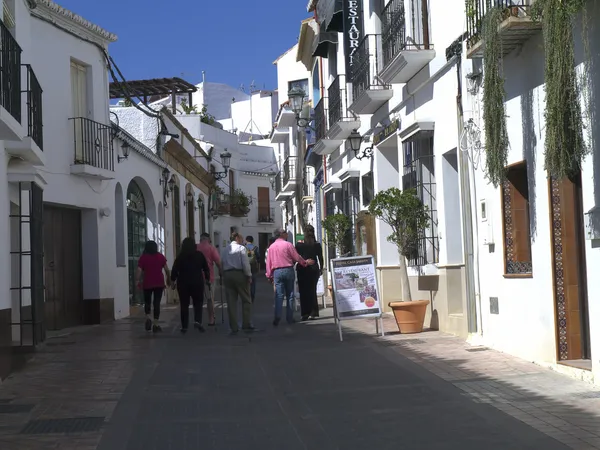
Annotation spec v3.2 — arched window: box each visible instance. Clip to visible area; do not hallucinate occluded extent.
[127,180,146,305]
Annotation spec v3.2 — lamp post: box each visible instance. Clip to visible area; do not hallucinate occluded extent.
[349,129,373,160]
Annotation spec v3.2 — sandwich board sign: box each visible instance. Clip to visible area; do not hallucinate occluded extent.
[330,255,384,341]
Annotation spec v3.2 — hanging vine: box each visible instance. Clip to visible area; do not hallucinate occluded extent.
[531,0,588,179]
[482,7,509,188]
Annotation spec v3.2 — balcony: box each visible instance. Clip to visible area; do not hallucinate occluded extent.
[278,105,296,127]
[69,117,115,180]
[282,156,298,192]
[271,125,289,144]
[349,35,393,115]
[5,65,44,164]
[379,0,435,85]
[327,74,360,139]
[0,19,22,141]
[274,171,291,201]
[466,1,541,59]
[215,192,251,217]
[257,206,276,223]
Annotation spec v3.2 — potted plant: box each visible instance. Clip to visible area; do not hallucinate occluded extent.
[322,213,352,302]
[368,187,431,334]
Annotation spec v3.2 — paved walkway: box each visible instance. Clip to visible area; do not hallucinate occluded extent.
[0,278,599,449]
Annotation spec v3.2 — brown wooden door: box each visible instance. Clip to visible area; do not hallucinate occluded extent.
[549,173,591,361]
[257,187,270,221]
[44,206,83,330]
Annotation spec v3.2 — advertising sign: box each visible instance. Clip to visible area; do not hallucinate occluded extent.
[331,256,381,319]
[343,0,364,76]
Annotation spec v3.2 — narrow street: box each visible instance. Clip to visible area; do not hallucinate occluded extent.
[1,278,599,450]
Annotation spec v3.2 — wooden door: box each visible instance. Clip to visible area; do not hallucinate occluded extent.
[549,173,591,361]
[44,206,83,330]
[257,187,270,221]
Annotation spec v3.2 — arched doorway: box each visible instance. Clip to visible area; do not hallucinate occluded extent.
[185,183,195,238]
[127,180,146,305]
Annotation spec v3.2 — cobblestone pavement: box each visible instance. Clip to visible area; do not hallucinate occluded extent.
[0,278,598,449]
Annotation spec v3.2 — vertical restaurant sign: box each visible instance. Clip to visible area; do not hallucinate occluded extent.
[343,0,364,76]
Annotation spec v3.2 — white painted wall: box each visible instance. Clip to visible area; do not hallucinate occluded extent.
[467,13,600,379]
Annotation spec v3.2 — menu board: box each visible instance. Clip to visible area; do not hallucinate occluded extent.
[330,256,381,319]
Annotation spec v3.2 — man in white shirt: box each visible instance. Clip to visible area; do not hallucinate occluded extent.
[221,232,254,334]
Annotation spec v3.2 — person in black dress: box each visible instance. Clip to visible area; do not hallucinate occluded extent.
[295,225,324,321]
[171,237,210,334]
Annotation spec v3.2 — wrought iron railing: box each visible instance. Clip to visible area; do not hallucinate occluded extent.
[257,206,276,223]
[351,34,385,101]
[314,98,327,141]
[23,65,43,150]
[328,74,347,126]
[70,117,115,171]
[466,0,534,48]
[381,0,407,68]
[1,20,22,122]
[283,156,297,187]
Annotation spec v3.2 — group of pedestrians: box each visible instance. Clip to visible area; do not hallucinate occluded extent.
[135,225,325,334]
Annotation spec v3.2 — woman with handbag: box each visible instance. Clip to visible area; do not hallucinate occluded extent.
[294,225,324,321]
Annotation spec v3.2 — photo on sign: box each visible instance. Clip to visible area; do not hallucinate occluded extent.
[331,256,381,319]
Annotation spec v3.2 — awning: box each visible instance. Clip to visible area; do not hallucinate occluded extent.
[399,121,435,142]
[317,0,344,33]
[312,22,338,58]
[304,144,322,168]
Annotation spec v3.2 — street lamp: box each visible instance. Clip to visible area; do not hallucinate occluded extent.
[211,150,231,180]
[159,168,171,206]
[268,169,277,190]
[184,190,194,206]
[118,141,130,163]
[288,87,306,115]
[349,129,374,160]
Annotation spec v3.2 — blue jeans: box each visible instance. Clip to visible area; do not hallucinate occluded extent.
[250,274,257,301]
[273,267,295,323]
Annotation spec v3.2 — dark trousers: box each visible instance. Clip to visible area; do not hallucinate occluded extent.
[250,273,257,302]
[297,268,320,318]
[177,283,204,329]
[143,288,163,319]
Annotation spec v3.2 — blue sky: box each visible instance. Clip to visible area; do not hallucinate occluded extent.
[58,0,310,91]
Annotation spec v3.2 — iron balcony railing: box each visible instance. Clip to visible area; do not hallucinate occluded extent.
[23,65,43,150]
[314,97,327,141]
[70,117,115,171]
[351,34,384,101]
[466,0,534,48]
[283,156,297,187]
[381,0,407,68]
[257,206,276,223]
[327,74,347,127]
[1,19,22,122]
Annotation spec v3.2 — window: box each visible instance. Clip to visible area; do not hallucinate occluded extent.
[71,60,88,161]
[362,172,374,206]
[402,134,439,266]
[502,162,532,275]
[342,179,360,255]
[257,187,271,222]
[288,78,309,95]
[312,63,321,105]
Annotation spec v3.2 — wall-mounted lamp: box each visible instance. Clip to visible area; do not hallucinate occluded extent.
[183,190,194,207]
[348,129,373,160]
[197,196,204,211]
[118,141,130,163]
[288,87,315,131]
[159,168,171,207]
[268,170,277,190]
[211,150,231,180]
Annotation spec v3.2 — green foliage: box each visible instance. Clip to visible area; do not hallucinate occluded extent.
[466,0,476,19]
[322,213,352,256]
[482,7,509,187]
[179,98,198,114]
[232,188,251,211]
[199,105,217,125]
[531,0,588,179]
[368,188,430,257]
[122,98,133,107]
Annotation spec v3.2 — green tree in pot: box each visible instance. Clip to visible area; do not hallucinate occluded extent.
[322,213,352,304]
[368,187,431,333]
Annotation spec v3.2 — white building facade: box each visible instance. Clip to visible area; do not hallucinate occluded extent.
[463,1,600,383]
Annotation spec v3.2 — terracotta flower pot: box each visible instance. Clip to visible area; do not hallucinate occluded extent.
[389,300,430,334]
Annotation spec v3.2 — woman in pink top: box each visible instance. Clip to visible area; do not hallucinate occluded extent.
[197,233,222,326]
[136,240,170,333]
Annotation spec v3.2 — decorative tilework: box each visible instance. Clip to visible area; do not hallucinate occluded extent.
[503,180,532,274]
[550,178,568,361]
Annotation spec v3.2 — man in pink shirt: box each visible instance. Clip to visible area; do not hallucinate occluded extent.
[197,233,222,326]
[266,228,315,326]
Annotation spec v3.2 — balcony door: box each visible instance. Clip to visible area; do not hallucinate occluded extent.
[257,186,270,222]
[71,61,89,162]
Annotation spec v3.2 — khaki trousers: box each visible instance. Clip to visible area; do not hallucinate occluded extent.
[223,270,252,331]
